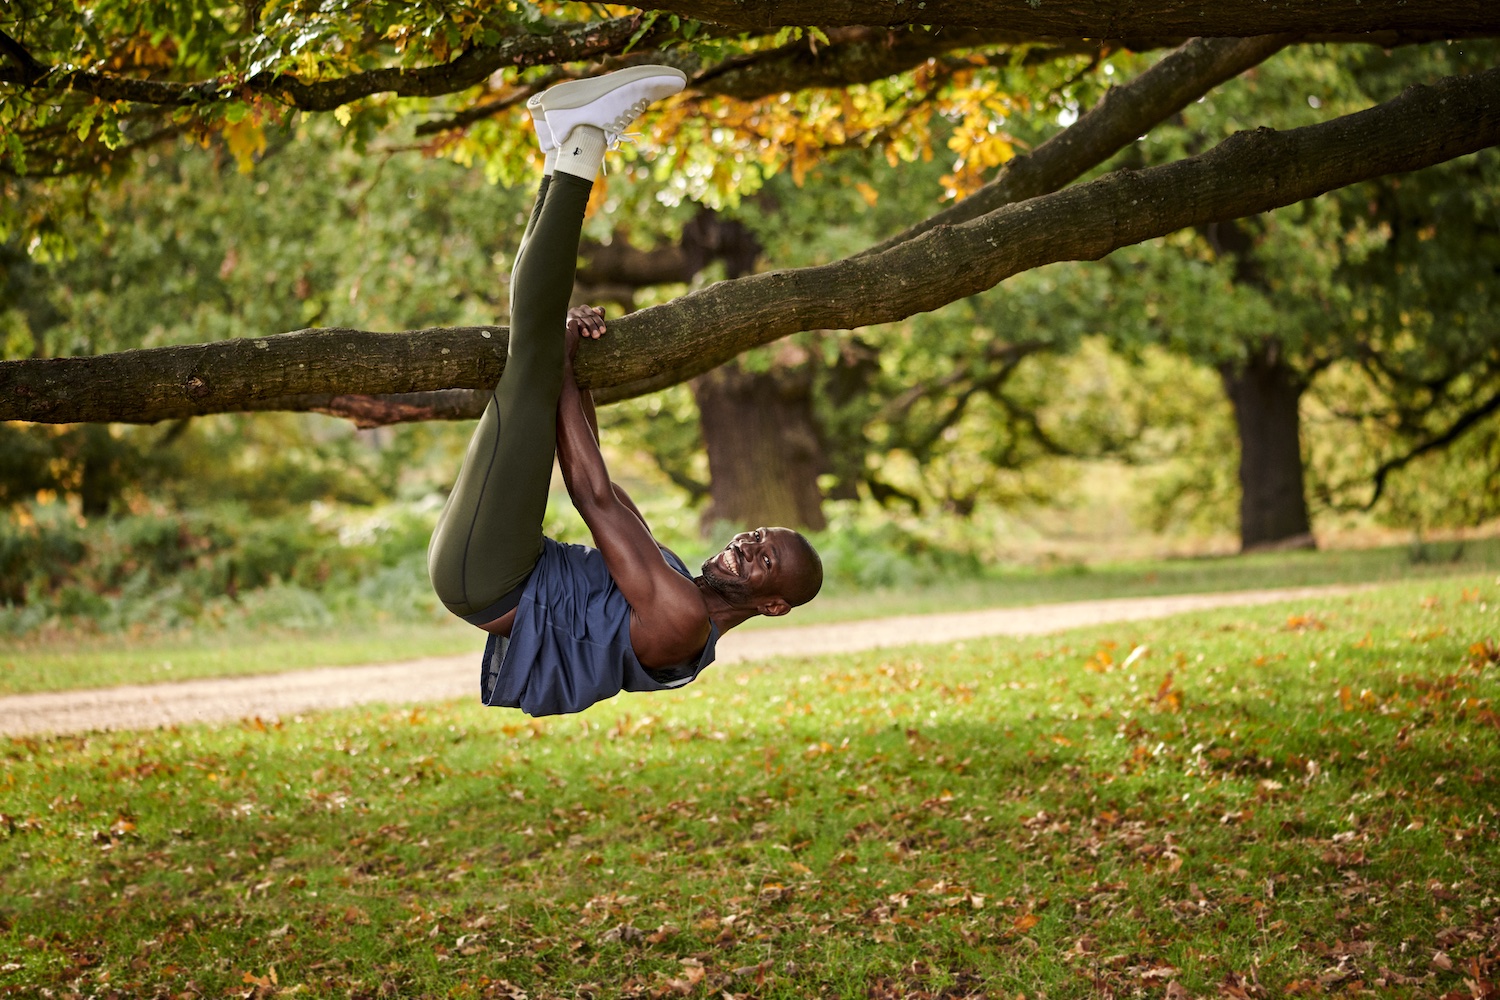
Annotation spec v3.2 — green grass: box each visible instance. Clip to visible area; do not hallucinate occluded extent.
[3,535,1496,695]
[0,618,478,696]
[772,532,1500,628]
[2,574,1497,998]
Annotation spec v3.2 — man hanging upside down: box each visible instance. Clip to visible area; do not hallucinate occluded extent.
[427,66,824,717]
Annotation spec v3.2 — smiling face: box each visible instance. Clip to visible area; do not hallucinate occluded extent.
[700,526,823,617]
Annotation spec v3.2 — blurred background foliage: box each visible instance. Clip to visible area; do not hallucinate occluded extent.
[2,31,1498,642]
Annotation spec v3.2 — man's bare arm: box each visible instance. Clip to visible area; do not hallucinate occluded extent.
[570,355,649,528]
[556,306,708,666]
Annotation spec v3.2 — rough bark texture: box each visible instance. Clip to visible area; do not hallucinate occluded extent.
[4,66,1499,425]
[1220,345,1315,551]
[695,27,1113,101]
[652,0,1500,38]
[692,352,829,531]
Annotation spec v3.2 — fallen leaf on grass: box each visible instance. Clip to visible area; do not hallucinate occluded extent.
[1376,967,1429,986]
[656,963,705,995]
[645,924,677,944]
[241,965,278,987]
[730,961,772,978]
[1285,614,1326,632]
[602,924,646,944]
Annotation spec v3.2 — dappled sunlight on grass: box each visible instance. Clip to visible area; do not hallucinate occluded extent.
[1,576,1497,997]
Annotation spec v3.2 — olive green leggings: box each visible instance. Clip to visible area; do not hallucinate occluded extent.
[427,172,592,623]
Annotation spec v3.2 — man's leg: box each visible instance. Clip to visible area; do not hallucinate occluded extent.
[427,171,592,623]
[428,66,685,624]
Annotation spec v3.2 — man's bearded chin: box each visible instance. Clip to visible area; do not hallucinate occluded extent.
[701,560,755,606]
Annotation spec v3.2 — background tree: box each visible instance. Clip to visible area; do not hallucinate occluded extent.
[1093,41,1500,548]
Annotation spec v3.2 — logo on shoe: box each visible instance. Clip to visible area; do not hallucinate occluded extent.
[573,147,581,155]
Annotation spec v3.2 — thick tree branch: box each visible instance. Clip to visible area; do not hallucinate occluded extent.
[0,17,644,111]
[647,0,1500,38]
[862,34,1292,256]
[694,27,1107,101]
[414,29,1106,138]
[246,390,492,426]
[0,28,47,85]
[414,77,562,137]
[4,66,1499,425]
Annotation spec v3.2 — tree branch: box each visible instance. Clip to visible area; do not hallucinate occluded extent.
[1361,387,1500,509]
[413,28,1107,138]
[648,0,1500,38]
[4,66,1499,424]
[249,390,492,427]
[0,17,645,111]
[906,355,1029,459]
[874,340,1047,423]
[861,34,1293,256]
[693,26,1105,101]
[0,122,186,178]
[414,77,559,136]
[0,28,47,85]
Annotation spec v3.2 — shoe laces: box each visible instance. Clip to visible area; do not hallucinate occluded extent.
[603,97,654,145]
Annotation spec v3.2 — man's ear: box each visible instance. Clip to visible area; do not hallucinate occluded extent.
[759,598,791,618]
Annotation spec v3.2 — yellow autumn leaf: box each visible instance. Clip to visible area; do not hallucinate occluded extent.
[221,117,265,174]
[854,181,879,207]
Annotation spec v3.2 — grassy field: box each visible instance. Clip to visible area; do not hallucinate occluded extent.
[2,535,1496,696]
[1,574,1497,997]
[0,619,478,697]
[787,533,1499,627]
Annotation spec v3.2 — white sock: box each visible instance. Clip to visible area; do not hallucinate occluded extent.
[542,148,557,175]
[553,126,607,181]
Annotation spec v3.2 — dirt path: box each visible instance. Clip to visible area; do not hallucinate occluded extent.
[0,583,1367,737]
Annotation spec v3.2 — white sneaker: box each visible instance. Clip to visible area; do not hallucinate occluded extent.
[526,92,555,152]
[540,65,687,148]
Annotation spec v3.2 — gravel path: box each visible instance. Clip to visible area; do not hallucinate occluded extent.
[0,583,1365,737]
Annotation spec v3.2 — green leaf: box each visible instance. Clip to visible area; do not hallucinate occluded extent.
[624,11,659,54]
[71,103,102,142]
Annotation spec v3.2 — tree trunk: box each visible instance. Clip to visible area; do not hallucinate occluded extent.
[692,346,828,531]
[1220,343,1315,552]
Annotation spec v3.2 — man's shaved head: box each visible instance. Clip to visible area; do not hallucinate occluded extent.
[700,526,823,618]
[779,530,822,607]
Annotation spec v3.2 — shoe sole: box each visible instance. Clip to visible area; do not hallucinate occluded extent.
[539,65,687,112]
[526,93,555,150]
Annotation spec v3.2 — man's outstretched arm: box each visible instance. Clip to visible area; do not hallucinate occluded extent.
[568,337,649,528]
[556,306,709,665]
